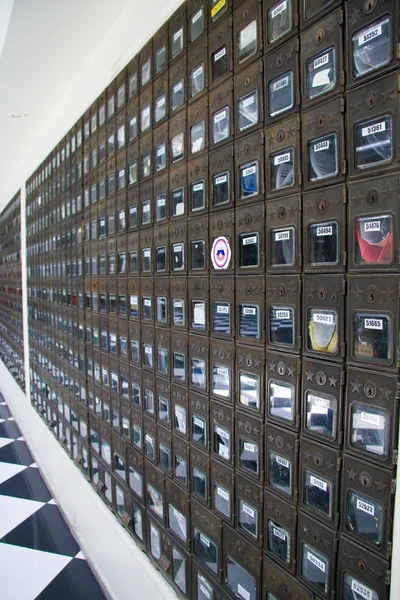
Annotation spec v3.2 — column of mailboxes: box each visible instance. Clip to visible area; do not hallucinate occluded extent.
[26,128,90,478]
[0,193,24,390]
[22,0,400,598]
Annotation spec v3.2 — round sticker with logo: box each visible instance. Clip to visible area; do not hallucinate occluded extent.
[211,236,232,270]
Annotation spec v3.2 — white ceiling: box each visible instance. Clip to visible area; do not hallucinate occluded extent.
[0,0,181,209]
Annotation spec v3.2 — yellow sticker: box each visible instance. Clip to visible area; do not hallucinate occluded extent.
[211,0,226,18]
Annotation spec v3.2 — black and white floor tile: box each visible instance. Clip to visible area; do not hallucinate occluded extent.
[0,393,107,600]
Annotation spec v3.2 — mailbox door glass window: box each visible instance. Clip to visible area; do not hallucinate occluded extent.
[267,519,291,564]
[191,121,206,154]
[175,455,188,486]
[191,240,206,270]
[346,491,384,547]
[155,93,167,123]
[150,523,161,559]
[350,404,388,458]
[304,0,333,20]
[226,556,256,600]
[174,404,187,435]
[212,364,231,399]
[212,107,230,145]
[157,347,168,375]
[269,381,295,424]
[239,499,258,538]
[239,161,259,200]
[239,438,259,474]
[193,467,207,500]
[191,358,206,389]
[172,243,184,271]
[239,233,260,268]
[192,414,207,446]
[301,543,329,595]
[268,1,291,44]
[193,528,218,574]
[129,159,138,185]
[306,47,336,100]
[307,309,338,355]
[353,313,392,363]
[214,424,231,460]
[172,79,184,111]
[192,300,206,330]
[354,215,394,266]
[238,20,257,63]
[157,297,168,323]
[172,187,185,216]
[197,574,213,600]
[308,133,338,182]
[156,143,167,172]
[213,171,230,206]
[268,451,292,496]
[355,116,393,170]
[156,194,167,221]
[191,6,205,42]
[133,505,143,540]
[168,504,187,543]
[212,45,228,82]
[271,226,295,267]
[191,63,205,98]
[352,17,391,79]
[173,299,185,326]
[239,303,260,340]
[306,392,337,440]
[269,71,294,117]
[270,305,295,347]
[172,132,185,163]
[156,246,166,272]
[238,90,259,132]
[172,27,184,59]
[172,547,186,594]
[309,221,339,265]
[304,470,332,517]
[343,574,379,600]
[212,301,231,335]
[239,372,260,411]
[158,396,170,423]
[191,180,205,211]
[271,147,294,191]
[147,484,163,518]
[214,484,230,517]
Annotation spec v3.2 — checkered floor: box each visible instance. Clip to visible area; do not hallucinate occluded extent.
[0,394,107,600]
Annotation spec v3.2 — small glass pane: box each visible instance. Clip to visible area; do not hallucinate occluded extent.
[268,0,291,44]
[158,396,170,423]
[141,58,151,86]
[239,499,258,538]
[174,405,187,435]
[213,171,230,206]
[172,133,184,163]
[269,71,294,117]
[353,313,392,363]
[239,303,260,340]
[271,227,295,267]
[173,300,185,327]
[355,116,393,170]
[142,200,151,225]
[194,529,218,574]
[309,221,339,265]
[172,546,186,593]
[212,302,231,335]
[307,309,338,354]
[172,79,184,111]
[191,358,206,389]
[346,491,383,546]
[168,504,187,543]
[239,161,259,200]
[172,243,185,271]
[352,17,391,79]
[156,246,166,272]
[191,121,206,154]
[156,143,167,172]
[304,0,333,21]
[301,543,329,595]
[214,484,230,517]
[193,467,207,499]
[157,297,167,323]
[239,372,260,411]
[150,523,161,559]
[212,45,228,82]
[267,519,290,563]
[155,44,166,73]
[192,415,207,446]
[354,214,393,265]
[308,133,338,181]
[304,470,332,517]
[172,27,184,59]
[306,393,336,439]
[306,47,336,100]
[191,6,205,42]
[343,573,379,600]
[191,63,205,98]
[270,306,295,347]
[141,105,151,132]
[239,233,259,268]
[350,404,388,458]
[191,180,205,211]
[238,20,257,63]
[238,91,258,131]
[156,194,167,221]
[212,365,230,398]
[191,240,206,270]
[226,556,256,600]
[268,452,292,496]
[175,455,188,486]
[212,107,230,144]
[271,148,295,191]
[214,425,230,460]
[197,574,213,600]
[239,438,259,474]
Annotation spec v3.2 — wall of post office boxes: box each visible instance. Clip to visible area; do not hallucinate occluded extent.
[17,0,400,597]
[0,193,24,390]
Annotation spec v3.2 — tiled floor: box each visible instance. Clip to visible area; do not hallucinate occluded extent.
[0,393,108,600]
